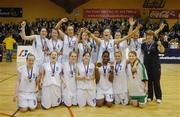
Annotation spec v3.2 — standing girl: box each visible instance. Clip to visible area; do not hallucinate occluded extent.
[86,26,140,63]
[20,21,49,68]
[77,31,92,63]
[55,18,79,62]
[47,29,63,63]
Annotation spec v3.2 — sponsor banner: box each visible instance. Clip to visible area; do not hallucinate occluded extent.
[83,9,140,18]
[159,49,180,64]
[16,46,33,67]
[149,9,180,19]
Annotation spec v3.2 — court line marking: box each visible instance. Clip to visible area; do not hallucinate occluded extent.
[0,74,17,83]
[67,107,74,117]
[10,108,19,117]
[0,112,16,117]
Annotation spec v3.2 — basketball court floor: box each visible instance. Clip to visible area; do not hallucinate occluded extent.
[0,62,180,117]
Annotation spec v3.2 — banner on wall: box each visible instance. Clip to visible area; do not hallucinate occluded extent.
[0,8,23,17]
[83,9,140,18]
[149,9,180,19]
[159,49,180,64]
[16,46,34,67]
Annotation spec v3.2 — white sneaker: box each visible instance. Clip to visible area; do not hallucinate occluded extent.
[147,98,152,102]
[156,99,162,104]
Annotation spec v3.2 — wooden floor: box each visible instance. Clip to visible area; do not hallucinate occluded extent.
[0,61,180,117]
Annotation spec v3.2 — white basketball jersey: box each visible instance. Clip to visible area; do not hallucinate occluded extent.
[47,39,63,63]
[42,62,62,87]
[62,62,77,92]
[97,64,113,91]
[32,35,49,66]
[98,39,114,63]
[62,35,77,62]
[90,39,99,64]
[18,65,39,93]
[113,60,128,94]
[115,40,128,60]
[76,62,95,89]
[77,42,91,63]
[129,38,143,61]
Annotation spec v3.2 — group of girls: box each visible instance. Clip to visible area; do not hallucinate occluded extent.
[13,17,165,112]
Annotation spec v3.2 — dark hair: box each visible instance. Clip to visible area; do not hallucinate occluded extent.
[40,27,47,32]
[102,50,110,57]
[83,51,91,57]
[26,53,35,60]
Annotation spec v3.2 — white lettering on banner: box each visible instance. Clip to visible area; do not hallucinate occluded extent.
[160,57,180,60]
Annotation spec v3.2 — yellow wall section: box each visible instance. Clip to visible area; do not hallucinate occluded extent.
[0,0,179,25]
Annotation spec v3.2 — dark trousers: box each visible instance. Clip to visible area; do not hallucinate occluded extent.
[0,47,2,62]
[6,49,13,62]
[145,63,162,100]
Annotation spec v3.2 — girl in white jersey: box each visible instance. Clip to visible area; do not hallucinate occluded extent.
[95,51,114,107]
[113,50,128,105]
[55,18,79,62]
[13,53,39,112]
[77,31,92,63]
[86,25,140,63]
[114,30,128,61]
[76,52,96,107]
[90,30,100,64]
[47,29,63,63]
[126,51,148,108]
[40,51,62,109]
[61,51,78,107]
[20,21,49,68]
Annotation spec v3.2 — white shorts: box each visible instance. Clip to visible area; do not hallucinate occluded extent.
[77,89,96,107]
[96,88,113,102]
[62,87,77,106]
[18,92,37,109]
[114,93,128,105]
[41,85,61,109]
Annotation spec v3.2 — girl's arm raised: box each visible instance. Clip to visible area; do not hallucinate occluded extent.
[20,21,36,41]
[55,18,68,40]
